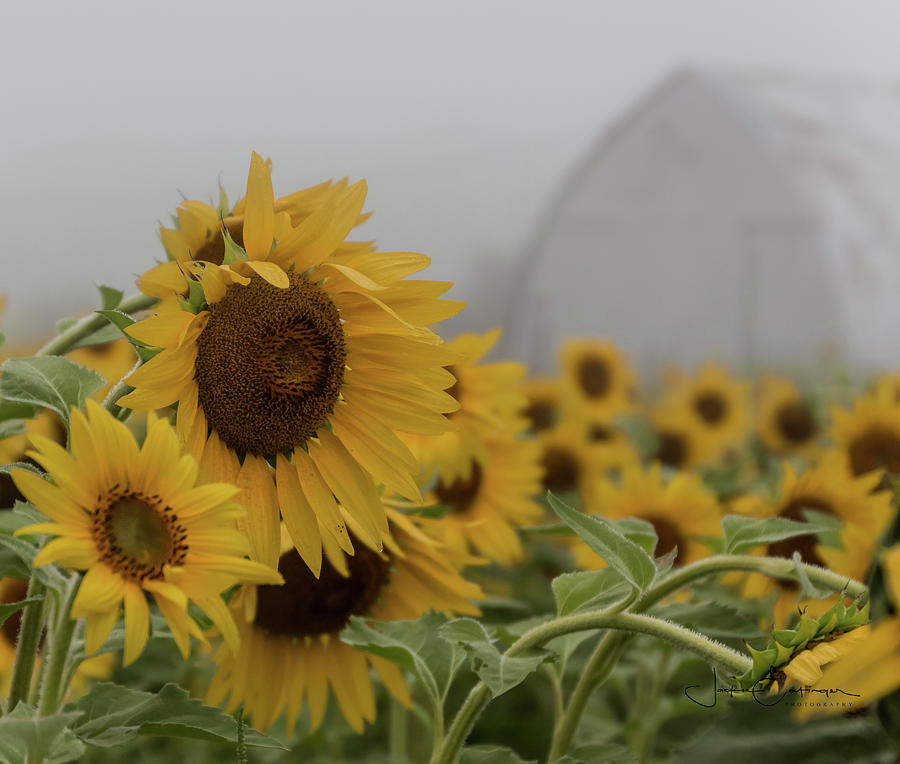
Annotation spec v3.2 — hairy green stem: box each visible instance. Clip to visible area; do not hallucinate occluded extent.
[37,576,79,716]
[389,698,408,763]
[102,357,141,418]
[36,293,157,357]
[6,579,47,713]
[434,611,751,764]
[428,696,445,764]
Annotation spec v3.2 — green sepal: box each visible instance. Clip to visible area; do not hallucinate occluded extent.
[217,181,230,218]
[221,229,247,265]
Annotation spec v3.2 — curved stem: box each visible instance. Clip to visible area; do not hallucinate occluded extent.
[102,357,141,418]
[36,293,157,357]
[434,612,751,764]
[6,578,47,712]
[37,576,79,715]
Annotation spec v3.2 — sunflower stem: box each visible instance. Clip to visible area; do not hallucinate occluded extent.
[428,695,445,764]
[434,611,752,764]
[102,357,141,417]
[6,577,47,713]
[36,293,157,357]
[389,697,408,763]
[37,575,79,716]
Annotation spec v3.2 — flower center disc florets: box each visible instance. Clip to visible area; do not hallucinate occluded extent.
[645,515,687,565]
[848,428,900,477]
[93,492,187,581]
[694,392,727,424]
[542,446,580,493]
[435,462,484,516]
[776,401,817,444]
[577,357,611,399]
[657,431,687,469]
[194,272,347,456]
[254,545,391,638]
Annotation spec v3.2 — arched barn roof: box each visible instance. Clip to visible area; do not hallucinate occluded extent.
[502,67,900,378]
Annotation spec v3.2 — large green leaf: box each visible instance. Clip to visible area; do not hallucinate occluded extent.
[0,502,72,593]
[551,567,631,617]
[0,356,104,425]
[548,492,656,592]
[460,745,537,763]
[555,743,638,764]
[0,704,85,764]
[721,514,837,555]
[342,613,465,704]
[68,682,285,749]
[439,618,553,697]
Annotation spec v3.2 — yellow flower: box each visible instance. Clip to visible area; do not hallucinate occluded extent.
[12,401,281,666]
[402,329,527,484]
[420,435,544,565]
[205,512,483,734]
[536,427,599,506]
[649,410,711,471]
[796,546,900,719]
[521,377,563,435]
[774,626,871,692]
[560,338,637,416]
[572,462,721,570]
[119,153,463,574]
[740,453,893,625]
[830,386,900,480]
[755,375,822,458]
[657,363,750,460]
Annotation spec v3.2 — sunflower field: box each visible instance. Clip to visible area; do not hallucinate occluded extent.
[0,154,898,764]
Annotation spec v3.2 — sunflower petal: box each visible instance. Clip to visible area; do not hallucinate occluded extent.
[243,152,275,261]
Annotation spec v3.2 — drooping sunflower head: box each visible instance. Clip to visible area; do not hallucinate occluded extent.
[12,401,282,665]
[572,462,721,570]
[756,375,822,457]
[206,512,483,733]
[830,386,900,480]
[658,363,751,459]
[739,454,893,625]
[560,338,637,415]
[120,153,463,573]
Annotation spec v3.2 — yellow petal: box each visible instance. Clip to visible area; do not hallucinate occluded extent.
[196,594,240,655]
[71,564,125,616]
[293,448,352,554]
[10,469,89,527]
[242,152,275,261]
[84,607,120,656]
[276,454,323,576]
[122,582,150,666]
[32,536,98,568]
[240,259,289,288]
[235,455,281,568]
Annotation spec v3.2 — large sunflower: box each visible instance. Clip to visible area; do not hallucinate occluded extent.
[755,375,822,458]
[419,435,544,565]
[205,511,484,734]
[119,153,463,573]
[560,338,636,416]
[657,363,750,459]
[830,386,900,480]
[402,329,527,484]
[12,401,282,665]
[572,462,721,570]
[739,454,893,626]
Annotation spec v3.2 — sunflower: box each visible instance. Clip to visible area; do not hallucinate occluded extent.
[739,453,893,626]
[572,462,721,570]
[521,377,564,435]
[830,386,900,481]
[756,375,822,458]
[536,427,601,509]
[12,401,282,666]
[560,338,637,416]
[418,435,544,565]
[402,329,527,484]
[0,577,115,698]
[657,363,751,459]
[205,511,484,734]
[796,545,900,718]
[119,153,463,574]
[648,410,710,471]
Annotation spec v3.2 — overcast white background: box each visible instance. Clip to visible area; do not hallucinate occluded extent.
[3,1,900,343]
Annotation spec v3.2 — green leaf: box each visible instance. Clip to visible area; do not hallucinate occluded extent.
[460,745,537,764]
[439,618,553,697]
[0,356,104,425]
[721,514,837,555]
[68,323,128,351]
[0,703,85,764]
[342,613,465,704]
[69,682,286,749]
[0,331,5,350]
[548,492,657,592]
[70,613,172,661]
[0,461,43,479]
[652,601,765,640]
[0,399,37,423]
[614,413,658,458]
[555,743,638,764]
[96,284,123,311]
[612,517,658,555]
[0,595,43,630]
[0,418,25,439]
[0,502,70,592]
[791,552,834,599]
[552,567,632,616]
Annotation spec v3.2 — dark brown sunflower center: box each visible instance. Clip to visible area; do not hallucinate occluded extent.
[645,515,687,565]
[694,392,727,424]
[92,493,188,582]
[577,357,611,399]
[192,218,245,266]
[775,401,817,444]
[0,578,29,646]
[524,398,557,433]
[847,428,900,477]
[254,545,391,637]
[542,446,580,494]
[435,462,483,515]
[194,272,347,456]
[767,496,835,567]
[587,424,614,443]
[656,430,687,469]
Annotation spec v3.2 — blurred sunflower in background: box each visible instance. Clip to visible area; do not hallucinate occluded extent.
[536,427,597,508]
[755,375,822,458]
[12,402,282,666]
[206,513,484,734]
[119,153,463,573]
[521,377,563,435]
[830,386,900,480]
[560,338,637,416]
[648,409,710,471]
[571,462,721,570]
[739,454,894,625]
